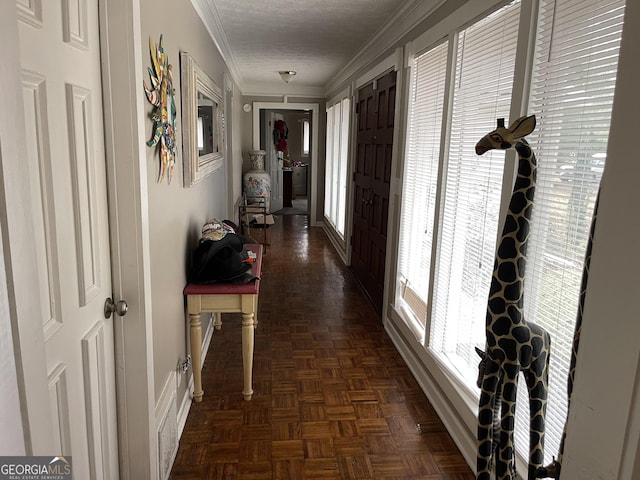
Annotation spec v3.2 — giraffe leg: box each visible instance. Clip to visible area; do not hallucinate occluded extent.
[477,359,501,480]
[524,362,548,478]
[497,364,519,480]
[490,381,503,472]
[528,333,551,479]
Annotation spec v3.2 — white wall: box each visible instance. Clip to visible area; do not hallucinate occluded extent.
[138,0,239,406]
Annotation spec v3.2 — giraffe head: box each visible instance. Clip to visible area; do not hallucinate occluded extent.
[475,114,536,155]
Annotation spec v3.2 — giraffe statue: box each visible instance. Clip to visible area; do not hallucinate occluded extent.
[536,192,601,479]
[475,114,551,480]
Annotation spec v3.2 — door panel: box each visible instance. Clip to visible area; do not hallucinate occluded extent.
[22,71,63,341]
[351,71,396,315]
[18,0,119,477]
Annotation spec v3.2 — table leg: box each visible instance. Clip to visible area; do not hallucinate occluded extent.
[189,313,204,402]
[241,312,256,400]
[214,313,222,330]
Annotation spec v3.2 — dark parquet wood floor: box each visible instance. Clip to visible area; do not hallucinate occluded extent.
[170,215,474,480]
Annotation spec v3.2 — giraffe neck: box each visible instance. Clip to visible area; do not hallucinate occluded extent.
[488,140,537,310]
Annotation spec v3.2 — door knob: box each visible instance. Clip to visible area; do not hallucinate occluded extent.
[104,297,128,318]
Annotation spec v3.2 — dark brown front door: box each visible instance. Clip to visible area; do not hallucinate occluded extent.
[352,70,396,315]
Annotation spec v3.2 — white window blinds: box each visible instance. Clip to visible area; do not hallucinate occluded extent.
[325,104,336,222]
[516,0,626,463]
[430,0,521,383]
[325,97,351,237]
[397,41,448,339]
[337,99,350,235]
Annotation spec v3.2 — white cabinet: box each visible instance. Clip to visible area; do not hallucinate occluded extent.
[292,165,308,196]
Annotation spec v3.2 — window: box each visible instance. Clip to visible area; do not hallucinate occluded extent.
[396,0,625,465]
[430,0,521,383]
[325,96,351,237]
[397,40,448,341]
[302,119,310,156]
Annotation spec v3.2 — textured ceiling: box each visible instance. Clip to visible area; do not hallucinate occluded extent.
[197,0,416,95]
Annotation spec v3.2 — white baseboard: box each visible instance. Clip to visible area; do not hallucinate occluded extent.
[155,372,178,480]
[321,223,349,265]
[176,382,191,440]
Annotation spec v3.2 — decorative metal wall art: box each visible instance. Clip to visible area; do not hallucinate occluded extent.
[143,34,177,184]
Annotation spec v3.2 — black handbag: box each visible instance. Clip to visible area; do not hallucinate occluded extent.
[189,233,254,284]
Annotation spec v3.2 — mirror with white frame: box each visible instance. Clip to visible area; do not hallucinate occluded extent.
[180,51,224,187]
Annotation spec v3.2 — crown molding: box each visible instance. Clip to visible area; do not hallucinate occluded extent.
[192,0,447,98]
[241,81,325,98]
[190,0,245,91]
[324,0,446,97]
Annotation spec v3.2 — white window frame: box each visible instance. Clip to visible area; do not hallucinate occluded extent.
[324,89,352,240]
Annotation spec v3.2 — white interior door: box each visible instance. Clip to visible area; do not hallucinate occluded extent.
[265,111,284,212]
[18,0,119,477]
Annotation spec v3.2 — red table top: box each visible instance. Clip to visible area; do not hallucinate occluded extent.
[183,244,263,295]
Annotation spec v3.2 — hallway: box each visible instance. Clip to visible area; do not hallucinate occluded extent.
[170,215,474,479]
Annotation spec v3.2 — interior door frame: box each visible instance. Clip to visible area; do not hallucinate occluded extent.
[348,49,404,320]
[252,102,319,225]
[0,0,157,477]
[99,0,157,478]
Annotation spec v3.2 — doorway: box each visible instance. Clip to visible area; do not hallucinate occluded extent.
[252,102,319,224]
[264,109,311,215]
